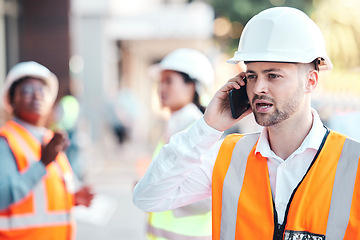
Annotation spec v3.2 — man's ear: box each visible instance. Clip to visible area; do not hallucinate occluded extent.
[305,70,318,93]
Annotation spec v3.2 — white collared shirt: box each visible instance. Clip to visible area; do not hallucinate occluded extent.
[133,109,327,224]
[256,109,327,222]
[166,103,203,142]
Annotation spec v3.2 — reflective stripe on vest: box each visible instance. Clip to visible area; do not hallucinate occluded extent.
[0,121,74,234]
[327,138,360,239]
[212,131,360,240]
[147,210,212,240]
[148,137,212,240]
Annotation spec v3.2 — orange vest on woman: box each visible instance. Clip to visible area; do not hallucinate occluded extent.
[212,130,360,240]
[0,120,75,240]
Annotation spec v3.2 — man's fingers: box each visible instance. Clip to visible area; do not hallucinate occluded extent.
[227,72,246,87]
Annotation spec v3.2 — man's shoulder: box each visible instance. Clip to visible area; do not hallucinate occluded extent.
[329,129,360,144]
[223,132,261,144]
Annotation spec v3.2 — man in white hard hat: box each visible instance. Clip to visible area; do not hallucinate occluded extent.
[133,7,360,240]
[0,61,93,240]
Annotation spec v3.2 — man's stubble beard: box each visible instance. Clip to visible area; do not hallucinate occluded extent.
[253,81,304,127]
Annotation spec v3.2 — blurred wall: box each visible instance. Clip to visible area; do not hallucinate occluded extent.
[18,0,71,98]
[1,0,70,96]
[70,0,216,148]
[0,0,6,90]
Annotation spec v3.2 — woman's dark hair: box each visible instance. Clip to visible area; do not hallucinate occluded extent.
[177,71,206,113]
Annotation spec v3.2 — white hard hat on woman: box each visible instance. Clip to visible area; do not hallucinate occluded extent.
[159,48,215,94]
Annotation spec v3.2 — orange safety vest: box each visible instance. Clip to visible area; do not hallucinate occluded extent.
[212,130,360,240]
[0,120,75,240]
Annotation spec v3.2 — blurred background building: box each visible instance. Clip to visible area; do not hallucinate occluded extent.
[1,0,360,239]
[1,0,360,140]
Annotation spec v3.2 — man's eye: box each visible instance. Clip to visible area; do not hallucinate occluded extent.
[268,74,279,79]
[247,75,256,81]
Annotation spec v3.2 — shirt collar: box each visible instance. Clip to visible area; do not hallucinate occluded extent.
[13,117,47,141]
[255,109,327,161]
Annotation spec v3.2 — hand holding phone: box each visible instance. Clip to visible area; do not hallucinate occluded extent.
[229,78,250,119]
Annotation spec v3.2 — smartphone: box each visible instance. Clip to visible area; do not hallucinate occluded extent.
[229,79,250,119]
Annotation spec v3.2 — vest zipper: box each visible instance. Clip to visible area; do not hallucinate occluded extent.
[274,223,285,240]
[272,200,285,240]
[272,128,330,240]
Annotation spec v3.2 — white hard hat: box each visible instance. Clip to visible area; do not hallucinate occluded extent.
[159,48,215,94]
[2,61,59,112]
[227,7,333,71]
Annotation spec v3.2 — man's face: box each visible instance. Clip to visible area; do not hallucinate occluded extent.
[245,62,306,127]
[11,78,53,123]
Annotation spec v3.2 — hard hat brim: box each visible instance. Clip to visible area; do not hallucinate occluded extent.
[226,52,333,71]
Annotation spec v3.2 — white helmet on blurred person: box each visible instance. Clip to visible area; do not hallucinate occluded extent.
[227,7,333,71]
[159,48,215,94]
[2,61,59,112]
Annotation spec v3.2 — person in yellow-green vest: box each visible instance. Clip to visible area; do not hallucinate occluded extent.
[50,94,82,179]
[134,7,360,240]
[145,48,215,240]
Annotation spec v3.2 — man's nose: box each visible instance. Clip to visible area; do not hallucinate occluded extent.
[252,77,269,95]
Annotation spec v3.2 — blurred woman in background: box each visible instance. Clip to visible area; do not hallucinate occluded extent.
[146,48,214,240]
